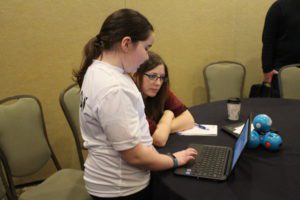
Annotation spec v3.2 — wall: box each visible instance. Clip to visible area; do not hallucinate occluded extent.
[0,0,275,175]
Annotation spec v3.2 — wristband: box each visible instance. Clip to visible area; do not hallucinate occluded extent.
[167,153,179,168]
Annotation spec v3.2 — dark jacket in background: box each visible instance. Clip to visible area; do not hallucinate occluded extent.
[262,0,300,73]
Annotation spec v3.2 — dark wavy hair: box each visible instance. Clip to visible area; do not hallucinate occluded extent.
[135,51,170,122]
[73,9,154,87]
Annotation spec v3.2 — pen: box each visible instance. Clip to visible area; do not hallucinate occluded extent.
[195,123,209,130]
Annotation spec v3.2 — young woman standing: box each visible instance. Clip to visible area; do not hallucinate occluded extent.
[74,9,197,200]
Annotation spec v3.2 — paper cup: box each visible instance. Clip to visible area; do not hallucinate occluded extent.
[227,97,241,121]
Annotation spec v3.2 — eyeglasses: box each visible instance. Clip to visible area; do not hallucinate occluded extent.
[144,73,168,82]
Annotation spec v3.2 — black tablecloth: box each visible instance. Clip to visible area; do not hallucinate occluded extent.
[151,98,300,200]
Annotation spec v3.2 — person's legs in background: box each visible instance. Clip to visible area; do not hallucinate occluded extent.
[271,74,280,98]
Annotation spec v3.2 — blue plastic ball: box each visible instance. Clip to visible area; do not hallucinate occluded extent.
[262,132,282,151]
[253,114,272,133]
[247,130,260,148]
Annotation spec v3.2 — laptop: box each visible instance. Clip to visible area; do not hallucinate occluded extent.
[174,114,251,181]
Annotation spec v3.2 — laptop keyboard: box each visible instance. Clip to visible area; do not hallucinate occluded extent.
[190,145,229,178]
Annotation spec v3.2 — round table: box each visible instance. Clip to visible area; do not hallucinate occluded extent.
[151,98,300,200]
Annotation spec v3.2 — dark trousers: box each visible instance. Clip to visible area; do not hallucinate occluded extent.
[271,74,280,98]
[90,185,151,200]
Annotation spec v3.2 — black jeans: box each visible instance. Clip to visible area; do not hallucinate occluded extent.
[271,74,280,98]
[90,185,151,200]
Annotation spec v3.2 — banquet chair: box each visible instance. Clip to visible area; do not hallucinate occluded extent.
[0,95,92,200]
[0,164,13,200]
[59,83,86,170]
[278,64,300,99]
[203,61,246,102]
[0,176,7,200]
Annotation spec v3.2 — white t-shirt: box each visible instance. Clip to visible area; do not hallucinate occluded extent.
[79,60,153,197]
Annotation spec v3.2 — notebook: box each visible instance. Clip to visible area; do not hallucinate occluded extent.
[222,122,246,138]
[174,114,251,181]
[177,124,218,136]
[222,122,274,138]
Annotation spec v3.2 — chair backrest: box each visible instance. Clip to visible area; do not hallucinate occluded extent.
[0,163,14,200]
[0,175,5,199]
[59,83,85,170]
[203,61,246,102]
[0,95,60,197]
[278,64,300,99]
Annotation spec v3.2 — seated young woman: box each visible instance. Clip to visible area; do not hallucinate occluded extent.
[133,51,195,147]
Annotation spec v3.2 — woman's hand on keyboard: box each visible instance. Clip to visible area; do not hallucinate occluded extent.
[173,148,198,167]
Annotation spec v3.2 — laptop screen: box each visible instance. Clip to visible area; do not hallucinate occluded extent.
[231,118,249,170]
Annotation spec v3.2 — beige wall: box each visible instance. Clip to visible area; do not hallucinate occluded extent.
[0,0,275,173]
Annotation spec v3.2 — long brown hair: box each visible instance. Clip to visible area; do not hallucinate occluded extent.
[73,9,154,87]
[135,51,170,122]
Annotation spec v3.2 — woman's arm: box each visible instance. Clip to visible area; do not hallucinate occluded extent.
[171,110,195,133]
[120,143,197,171]
[164,90,194,133]
[151,110,174,147]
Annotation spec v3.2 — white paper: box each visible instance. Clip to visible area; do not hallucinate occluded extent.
[233,124,254,135]
[177,124,218,136]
